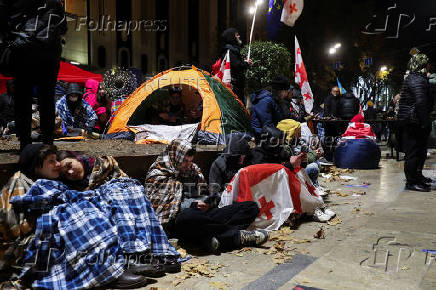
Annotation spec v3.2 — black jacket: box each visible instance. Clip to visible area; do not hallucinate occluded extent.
[0,0,66,50]
[324,94,340,118]
[245,127,294,171]
[398,72,432,126]
[221,28,248,91]
[338,94,360,121]
[364,107,377,121]
[209,134,251,195]
[0,93,14,127]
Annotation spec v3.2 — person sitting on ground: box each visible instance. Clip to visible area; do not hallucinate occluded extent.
[246,126,334,222]
[250,76,290,139]
[5,146,180,289]
[0,144,60,286]
[209,133,251,195]
[56,82,98,134]
[287,87,311,123]
[84,79,112,132]
[145,139,268,253]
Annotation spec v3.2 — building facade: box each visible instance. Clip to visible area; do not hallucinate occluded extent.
[63,0,253,76]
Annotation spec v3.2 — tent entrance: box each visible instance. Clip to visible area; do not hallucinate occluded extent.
[127,84,202,126]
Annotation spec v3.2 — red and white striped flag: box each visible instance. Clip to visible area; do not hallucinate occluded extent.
[281,0,304,27]
[219,164,324,231]
[213,50,231,88]
[295,36,314,113]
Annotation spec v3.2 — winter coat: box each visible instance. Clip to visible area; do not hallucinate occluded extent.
[428,73,436,114]
[84,79,107,130]
[0,81,14,127]
[250,90,284,137]
[209,134,251,194]
[398,72,432,126]
[0,0,66,51]
[364,107,377,121]
[221,28,248,94]
[338,94,360,121]
[324,94,340,118]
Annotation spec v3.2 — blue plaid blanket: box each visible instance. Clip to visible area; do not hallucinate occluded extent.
[10,178,179,289]
[56,96,98,131]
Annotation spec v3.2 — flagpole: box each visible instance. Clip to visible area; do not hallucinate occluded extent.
[247,1,259,62]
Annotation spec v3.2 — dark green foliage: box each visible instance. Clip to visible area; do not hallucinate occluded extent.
[241,41,292,92]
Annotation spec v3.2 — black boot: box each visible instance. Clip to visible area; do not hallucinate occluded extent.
[105,271,152,289]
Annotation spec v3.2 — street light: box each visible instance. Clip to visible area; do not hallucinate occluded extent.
[380,66,388,72]
[249,6,256,14]
[334,43,342,49]
[329,47,337,55]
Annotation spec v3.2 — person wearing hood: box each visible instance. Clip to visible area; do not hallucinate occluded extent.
[221,28,252,102]
[398,52,434,192]
[145,139,267,253]
[56,83,98,133]
[209,133,251,195]
[84,79,111,132]
[246,126,305,171]
[250,76,290,139]
[0,80,15,134]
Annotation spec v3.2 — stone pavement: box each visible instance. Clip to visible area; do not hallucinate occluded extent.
[142,152,436,290]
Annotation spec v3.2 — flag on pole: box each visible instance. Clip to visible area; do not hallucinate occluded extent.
[281,0,304,27]
[219,164,324,230]
[336,78,348,94]
[267,0,284,39]
[295,36,314,113]
[212,50,231,88]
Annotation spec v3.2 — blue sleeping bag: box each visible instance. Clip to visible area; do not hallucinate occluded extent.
[335,139,381,169]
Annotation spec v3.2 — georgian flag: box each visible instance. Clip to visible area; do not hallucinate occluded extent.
[295,36,314,113]
[281,0,304,27]
[219,164,324,231]
[214,50,232,88]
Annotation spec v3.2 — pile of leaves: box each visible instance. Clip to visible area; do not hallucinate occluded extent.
[173,259,224,286]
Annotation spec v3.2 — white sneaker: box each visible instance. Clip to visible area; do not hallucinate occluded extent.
[313,208,330,222]
[315,186,328,196]
[322,207,336,219]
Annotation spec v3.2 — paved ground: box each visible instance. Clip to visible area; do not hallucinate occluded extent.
[142,149,436,290]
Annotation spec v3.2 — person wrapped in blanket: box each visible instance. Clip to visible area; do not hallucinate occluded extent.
[245,126,335,222]
[145,139,268,253]
[56,83,100,139]
[0,144,59,288]
[3,145,180,289]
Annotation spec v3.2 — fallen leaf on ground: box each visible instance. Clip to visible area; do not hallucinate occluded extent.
[327,217,342,226]
[177,248,187,258]
[313,227,325,239]
[270,227,294,241]
[291,239,311,244]
[363,212,375,216]
[352,191,367,196]
[209,281,227,290]
[352,207,360,214]
[401,266,410,271]
[335,191,349,197]
[180,259,223,280]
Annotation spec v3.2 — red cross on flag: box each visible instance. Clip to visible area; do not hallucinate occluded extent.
[213,50,232,88]
[281,0,304,27]
[295,36,314,113]
[219,164,324,231]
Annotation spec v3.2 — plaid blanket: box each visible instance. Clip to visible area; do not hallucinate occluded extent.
[145,139,206,225]
[10,178,178,289]
[56,96,98,132]
[87,156,127,190]
[0,172,34,272]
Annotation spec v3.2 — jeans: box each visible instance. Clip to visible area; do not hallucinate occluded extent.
[305,162,320,186]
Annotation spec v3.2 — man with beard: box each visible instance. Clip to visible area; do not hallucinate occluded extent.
[221,28,252,103]
[56,83,97,134]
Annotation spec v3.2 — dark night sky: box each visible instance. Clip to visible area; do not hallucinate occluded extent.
[268,0,436,93]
